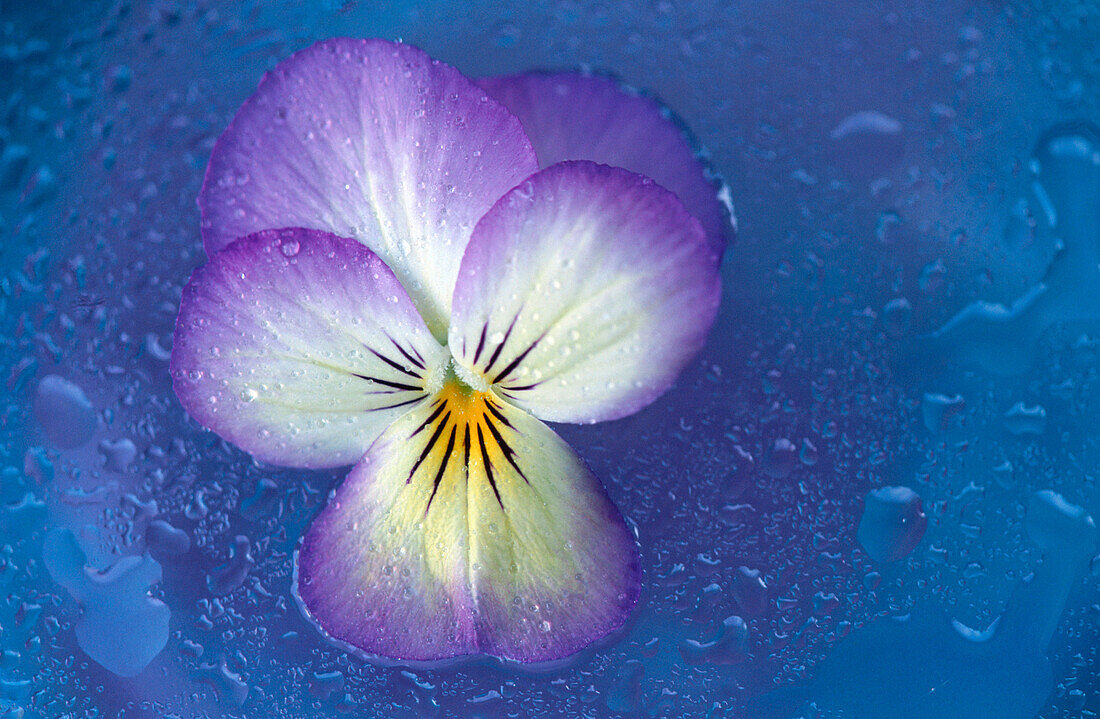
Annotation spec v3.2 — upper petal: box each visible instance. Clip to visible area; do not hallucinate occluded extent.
[171,227,448,469]
[295,381,640,662]
[449,161,721,424]
[199,38,540,339]
[479,72,733,256]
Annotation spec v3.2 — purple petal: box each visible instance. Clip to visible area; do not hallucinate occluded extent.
[479,72,732,255]
[200,38,539,337]
[171,227,448,469]
[296,383,640,663]
[449,161,721,424]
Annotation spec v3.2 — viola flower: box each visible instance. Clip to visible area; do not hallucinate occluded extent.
[172,38,725,663]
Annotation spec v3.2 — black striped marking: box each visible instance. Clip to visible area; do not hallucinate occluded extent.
[409,393,524,514]
[350,342,430,410]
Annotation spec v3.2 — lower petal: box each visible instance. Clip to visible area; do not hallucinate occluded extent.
[295,383,640,663]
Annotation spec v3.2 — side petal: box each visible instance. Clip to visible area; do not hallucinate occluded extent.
[479,72,733,255]
[199,38,539,338]
[296,383,640,663]
[449,161,721,424]
[171,227,448,469]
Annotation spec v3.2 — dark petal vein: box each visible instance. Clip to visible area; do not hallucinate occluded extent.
[387,335,426,371]
[351,373,423,392]
[425,424,457,513]
[482,312,519,374]
[482,412,528,483]
[408,411,450,480]
[490,334,543,384]
[370,395,426,413]
[477,423,504,508]
[367,346,421,378]
[472,323,488,365]
[484,400,514,429]
[409,400,447,438]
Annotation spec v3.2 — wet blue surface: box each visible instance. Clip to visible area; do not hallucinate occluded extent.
[1,1,1099,717]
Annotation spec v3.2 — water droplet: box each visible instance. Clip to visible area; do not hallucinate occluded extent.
[1002,402,1046,435]
[856,486,927,563]
[882,297,912,336]
[762,438,797,478]
[829,111,905,177]
[921,392,964,434]
[34,375,96,449]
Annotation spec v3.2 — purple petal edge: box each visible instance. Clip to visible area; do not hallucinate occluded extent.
[198,38,539,336]
[479,71,734,257]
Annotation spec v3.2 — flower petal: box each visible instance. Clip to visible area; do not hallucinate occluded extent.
[479,72,733,255]
[296,383,640,662]
[449,161,721,424]
[171,227,448,469]
[199,38,539,338]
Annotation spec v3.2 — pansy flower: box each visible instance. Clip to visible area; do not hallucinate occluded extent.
[172,38,726,663]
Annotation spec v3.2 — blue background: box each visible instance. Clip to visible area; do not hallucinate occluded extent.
[1,0,1098,717]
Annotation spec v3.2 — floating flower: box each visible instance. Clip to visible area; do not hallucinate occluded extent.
[172,38,726,663]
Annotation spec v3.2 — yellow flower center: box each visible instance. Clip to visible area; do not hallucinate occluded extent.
[434,372,493,424]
